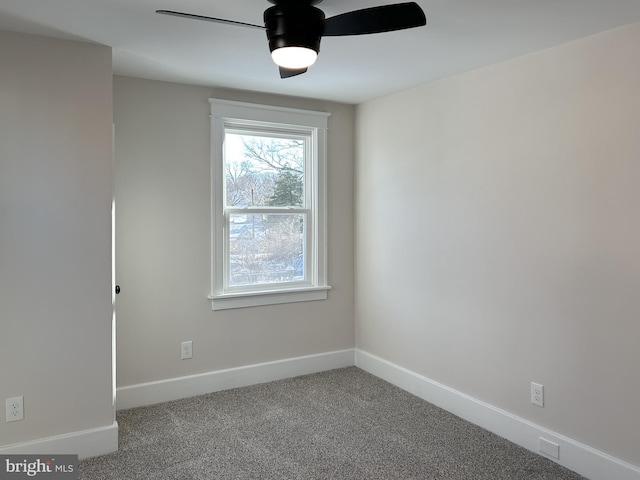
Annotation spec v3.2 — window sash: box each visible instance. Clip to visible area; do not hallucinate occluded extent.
[223,130,311,210]
[224,210,312,292]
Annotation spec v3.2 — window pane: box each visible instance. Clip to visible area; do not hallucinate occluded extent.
[229,213,305,287]
[224,133,304,208]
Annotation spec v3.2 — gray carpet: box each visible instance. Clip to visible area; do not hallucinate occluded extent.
[79,367,584,479]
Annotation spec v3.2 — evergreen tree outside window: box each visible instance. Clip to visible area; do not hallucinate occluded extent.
[208,99,330,310]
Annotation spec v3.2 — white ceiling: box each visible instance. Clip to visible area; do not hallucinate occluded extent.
[2,0,640,104]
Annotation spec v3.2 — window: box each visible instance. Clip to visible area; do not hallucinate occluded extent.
[208,99,331,310]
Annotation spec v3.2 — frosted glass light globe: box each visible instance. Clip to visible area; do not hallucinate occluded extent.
[271,47,318,69]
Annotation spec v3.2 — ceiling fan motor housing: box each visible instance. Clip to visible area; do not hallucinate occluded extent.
[264,2,325,54]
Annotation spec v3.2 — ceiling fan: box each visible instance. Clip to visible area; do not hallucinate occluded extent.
[156,0,426,78]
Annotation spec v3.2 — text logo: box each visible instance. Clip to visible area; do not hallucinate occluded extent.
[1,455,77,479]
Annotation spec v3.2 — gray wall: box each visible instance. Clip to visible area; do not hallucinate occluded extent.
[0,32,114,446]
[355,22,640,466]
[113,77,355,388]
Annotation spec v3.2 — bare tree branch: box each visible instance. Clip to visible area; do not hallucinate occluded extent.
[241,138,303,174]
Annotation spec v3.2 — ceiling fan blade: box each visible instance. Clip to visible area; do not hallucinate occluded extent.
[322,2,426,37]
[155,10,265,30]
[279,66,308,79]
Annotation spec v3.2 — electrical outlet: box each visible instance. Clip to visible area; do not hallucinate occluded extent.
[531,382,544,407]
[181,341,193,360]
[6,396,24,422]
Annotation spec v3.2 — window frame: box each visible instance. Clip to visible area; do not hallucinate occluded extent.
[208,99,331,311]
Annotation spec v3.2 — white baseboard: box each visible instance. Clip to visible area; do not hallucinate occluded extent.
[0,422,118,460]
[116,349,356,410]
[355,349,640,480]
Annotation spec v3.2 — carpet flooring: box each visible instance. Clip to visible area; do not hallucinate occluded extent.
[79,367,585,479]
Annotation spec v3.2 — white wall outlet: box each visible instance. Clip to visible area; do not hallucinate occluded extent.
[181,341,193,360]
[539,437,559,459]
[531,382,544,407]
[6,396,24,422]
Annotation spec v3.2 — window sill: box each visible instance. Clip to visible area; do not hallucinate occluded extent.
[208,286,331,311]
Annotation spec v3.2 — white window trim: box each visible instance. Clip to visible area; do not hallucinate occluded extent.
[208,99,331,311]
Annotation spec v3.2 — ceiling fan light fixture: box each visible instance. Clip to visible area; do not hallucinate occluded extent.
[271,46,318,69]
[158,1,427,79]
